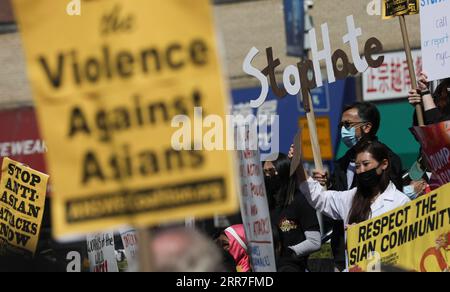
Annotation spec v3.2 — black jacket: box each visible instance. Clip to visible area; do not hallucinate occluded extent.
[329,138,403,191]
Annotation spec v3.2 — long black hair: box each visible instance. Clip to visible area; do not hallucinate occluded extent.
[348,141,391,224]
[263,154,293,210]
[434,78,450,116]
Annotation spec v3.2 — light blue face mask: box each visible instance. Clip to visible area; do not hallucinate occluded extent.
[403,185,418,200]
[341,126,358,148]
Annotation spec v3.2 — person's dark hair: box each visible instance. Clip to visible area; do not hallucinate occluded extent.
[433,78,450,116]
[343,102,380,138]
[348,141,391,224]
[264,153,292,209]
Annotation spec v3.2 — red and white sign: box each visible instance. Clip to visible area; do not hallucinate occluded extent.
[119,227,139,272]
[363,50,422,101]
[238,138,276,272]
[411,121,450,189]
[86,231,119,273]
[0,108,47,172]
[0,107,50,194]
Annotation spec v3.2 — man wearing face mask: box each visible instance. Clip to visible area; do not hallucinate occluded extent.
[313,102,403,271]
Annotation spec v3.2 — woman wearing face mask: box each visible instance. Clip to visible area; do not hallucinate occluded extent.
[312,102,404,271]
[264,153,321,272]
[296,141,410,250]
[263,153,290,212]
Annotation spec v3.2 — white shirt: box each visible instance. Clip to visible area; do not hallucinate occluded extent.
[346,162,356,190]
[300,177,411,225]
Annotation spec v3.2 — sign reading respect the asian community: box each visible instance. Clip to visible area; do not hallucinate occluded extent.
[86,231,119,273]
[420,0,450,81]
[13,0,239,238]
[347,183,450,272]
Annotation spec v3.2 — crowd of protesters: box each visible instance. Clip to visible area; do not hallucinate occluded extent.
[1,72,450,272]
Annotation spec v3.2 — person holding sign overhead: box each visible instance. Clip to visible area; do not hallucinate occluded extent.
[264,153,321,272]
[312,102,403,271]
[295,140,410,270]
[409,72,450,124]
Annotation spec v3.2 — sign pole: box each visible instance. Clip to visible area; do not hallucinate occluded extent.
[399,15,425,126]
[305,93,325,236]
[138,229,153,272]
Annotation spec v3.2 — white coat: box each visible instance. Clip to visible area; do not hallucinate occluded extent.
[299,177,411,225]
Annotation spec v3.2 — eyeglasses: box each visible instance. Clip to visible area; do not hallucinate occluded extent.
[339,121,366,130]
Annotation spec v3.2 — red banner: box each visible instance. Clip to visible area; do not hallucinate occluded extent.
[0,107,50,194]
[411,121,450,188]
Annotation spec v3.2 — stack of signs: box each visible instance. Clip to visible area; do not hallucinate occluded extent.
[0,158,49,258]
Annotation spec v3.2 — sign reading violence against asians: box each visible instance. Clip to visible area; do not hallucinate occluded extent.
[0,158,49,257]
[347,183,450,272]
[13,0,239,238]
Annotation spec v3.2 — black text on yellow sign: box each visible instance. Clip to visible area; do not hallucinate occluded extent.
[13,0,238,238]
[347,183,450,272]
[0,158,49,257]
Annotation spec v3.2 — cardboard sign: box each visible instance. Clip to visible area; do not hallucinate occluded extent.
[347,183,450,272]
[382,0,419,19]
[420,0,450,81]
[411,122,450,188]
[86,231,119,273]
[13,0,238,238]
[299,117,333,161]
[238,131,276,272]
[0,158,49,257]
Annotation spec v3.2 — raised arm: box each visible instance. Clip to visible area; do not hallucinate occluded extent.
[295,160,350,222]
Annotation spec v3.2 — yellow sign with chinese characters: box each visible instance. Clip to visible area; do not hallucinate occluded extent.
[0,158,49,257]
[14,0,238,238]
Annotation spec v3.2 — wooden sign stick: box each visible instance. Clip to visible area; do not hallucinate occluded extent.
[399,15,425,126]
[138,228,153,272]
[305,92,325,235]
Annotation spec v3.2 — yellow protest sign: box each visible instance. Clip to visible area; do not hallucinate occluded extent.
[14,0,238,238]
[299,117,333,161]
[382,0,420,19]
[347,183,450,272]
[0,158,49,257]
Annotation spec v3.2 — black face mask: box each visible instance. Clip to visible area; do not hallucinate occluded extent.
[356,168,382,195]
[264,175,281,198]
